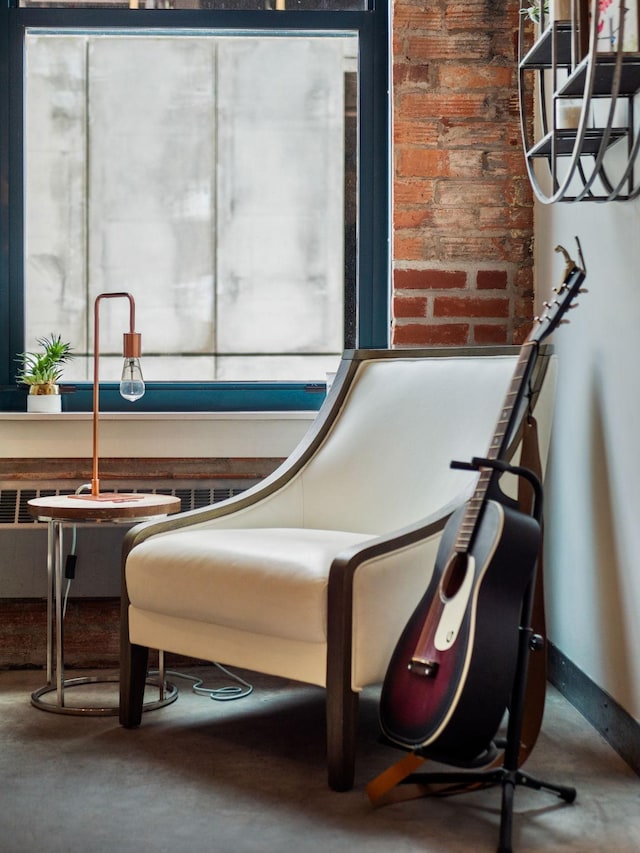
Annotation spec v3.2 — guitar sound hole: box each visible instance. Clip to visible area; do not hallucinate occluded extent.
[441,552,468,600]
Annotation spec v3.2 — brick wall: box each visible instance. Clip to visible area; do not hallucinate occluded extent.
[392,0,534,347]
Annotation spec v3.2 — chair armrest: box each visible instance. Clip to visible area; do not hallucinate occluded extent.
[325,491,470,695]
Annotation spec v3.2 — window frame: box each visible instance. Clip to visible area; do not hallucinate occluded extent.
[0,1,390,412]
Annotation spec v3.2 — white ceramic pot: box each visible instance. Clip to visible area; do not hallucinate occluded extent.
[27,385,62,413]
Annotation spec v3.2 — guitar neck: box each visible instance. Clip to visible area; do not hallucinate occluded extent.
[454,342,539,554]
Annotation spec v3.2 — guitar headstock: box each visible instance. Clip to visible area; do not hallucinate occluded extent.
[530,239,587,345]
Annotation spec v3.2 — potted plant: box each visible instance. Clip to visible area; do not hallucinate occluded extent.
[16,333,74,413]
[521,0,550,24]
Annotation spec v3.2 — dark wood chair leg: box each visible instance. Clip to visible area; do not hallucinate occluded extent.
[326,684,359,791]
[119,642,149,728]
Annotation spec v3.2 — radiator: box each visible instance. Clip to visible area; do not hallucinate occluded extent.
[0,480,255,528]
[0,479,258,597]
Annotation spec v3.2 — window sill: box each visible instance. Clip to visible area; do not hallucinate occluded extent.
[0,410,316,459]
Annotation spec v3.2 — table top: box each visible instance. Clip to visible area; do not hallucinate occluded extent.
[27,492,181,522]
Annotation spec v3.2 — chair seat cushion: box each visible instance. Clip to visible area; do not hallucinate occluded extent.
[126,527,374,644]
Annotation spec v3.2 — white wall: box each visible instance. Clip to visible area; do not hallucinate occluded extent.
[535,197,640,724]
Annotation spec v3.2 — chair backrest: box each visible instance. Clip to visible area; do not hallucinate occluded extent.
[297,349,550,534]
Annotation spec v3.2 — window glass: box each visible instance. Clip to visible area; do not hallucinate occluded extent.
[19,1,366,11]
[25,30,357,383]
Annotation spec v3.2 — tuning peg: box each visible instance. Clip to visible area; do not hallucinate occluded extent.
[559,319,571,325]
[579,288,589,294]
[569,303,580,309]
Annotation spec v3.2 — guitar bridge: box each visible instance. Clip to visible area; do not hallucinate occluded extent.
[408,658,439,678]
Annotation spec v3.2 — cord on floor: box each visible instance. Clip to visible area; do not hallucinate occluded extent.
[150,664,253,701]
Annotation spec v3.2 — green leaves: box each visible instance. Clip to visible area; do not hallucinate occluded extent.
[16,334,74,385]
[521,0,550,23]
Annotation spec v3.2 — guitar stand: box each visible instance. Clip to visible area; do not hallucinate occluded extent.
[394,457,577,853]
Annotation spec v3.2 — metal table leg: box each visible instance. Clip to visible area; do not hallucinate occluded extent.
[32,518,177,716]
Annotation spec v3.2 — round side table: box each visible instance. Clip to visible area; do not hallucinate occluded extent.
[28,492,181,716]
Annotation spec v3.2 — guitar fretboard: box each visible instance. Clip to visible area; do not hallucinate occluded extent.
[453,343,537,554]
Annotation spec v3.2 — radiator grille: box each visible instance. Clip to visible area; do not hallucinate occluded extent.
[0,481,254,527]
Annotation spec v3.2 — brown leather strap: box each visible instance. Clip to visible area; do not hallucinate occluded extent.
[515,415,547,766]
[366,752,426,807]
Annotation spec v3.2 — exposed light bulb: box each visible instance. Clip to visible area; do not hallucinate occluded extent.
[120,357,145,402]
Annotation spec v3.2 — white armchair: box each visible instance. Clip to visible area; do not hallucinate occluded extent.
[119,345,556,791]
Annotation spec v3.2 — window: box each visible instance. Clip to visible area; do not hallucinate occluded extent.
[0,1,390,411]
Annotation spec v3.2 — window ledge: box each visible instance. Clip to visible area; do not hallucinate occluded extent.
[0,411,316,421]
[0,411,316,459]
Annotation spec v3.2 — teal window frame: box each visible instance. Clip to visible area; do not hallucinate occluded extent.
[0,1,390,412]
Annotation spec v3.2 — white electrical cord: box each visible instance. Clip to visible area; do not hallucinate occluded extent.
[151,665,253,702]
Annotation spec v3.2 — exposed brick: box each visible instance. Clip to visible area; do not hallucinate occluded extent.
[445,0,520,31]
[393,5,443,31]
[400,91,492,121]
[397,148,449,177]
[394,63,432,86]
[394,209,430,230]
[393,322,470,347]
[405,34,492,62]
[447,150,485,178]
[513,321,534,345]
[394,269,468,290]
[474,323,510,345]
[394,119,441,146]
[393,294,429,318]
[479,205,533,230]
[436,180,511,207]
[393,234,430,261]
[437,65,514,91]
[441,121,510,148]
[434,296,509,319]
[439,236,529,263]
[477,269,509,290]
[394,177,436,205]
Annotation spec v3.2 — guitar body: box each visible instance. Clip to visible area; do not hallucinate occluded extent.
[380,499,540,763]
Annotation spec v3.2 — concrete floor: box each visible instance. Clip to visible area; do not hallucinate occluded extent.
[0,666,638,853]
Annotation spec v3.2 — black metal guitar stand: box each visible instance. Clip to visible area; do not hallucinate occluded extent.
[399,456,576,853]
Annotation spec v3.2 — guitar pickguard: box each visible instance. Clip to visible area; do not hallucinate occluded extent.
[433,554,475,652]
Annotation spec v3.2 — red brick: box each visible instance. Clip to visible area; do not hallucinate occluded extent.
[393,322,470,346]
[431,206,479,230]
[437,65,514,90]
[439,236,529,263]
[405,34,492,62]
[399,91,491,121]
[394,64,432,87]
[448,150,485,178]
[393,294,429,318]
[477,269,509,290]
[436,180,511,207]
[434,296,509,319]
[479,205,533,230]
[394,119,440,146]
[513,321,534,345]
[441,121,510,148]
[474,323,509,344]
[393,234,429,261]
[445,0,520,31]
[397,148,449,177]
[394,178,435,205]
[391,0,533,343]
[393,5,442,31]
[394,269,468,290]
[394,209,430,229]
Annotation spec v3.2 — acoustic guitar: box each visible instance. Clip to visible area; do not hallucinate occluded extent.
[379,246,586,764]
